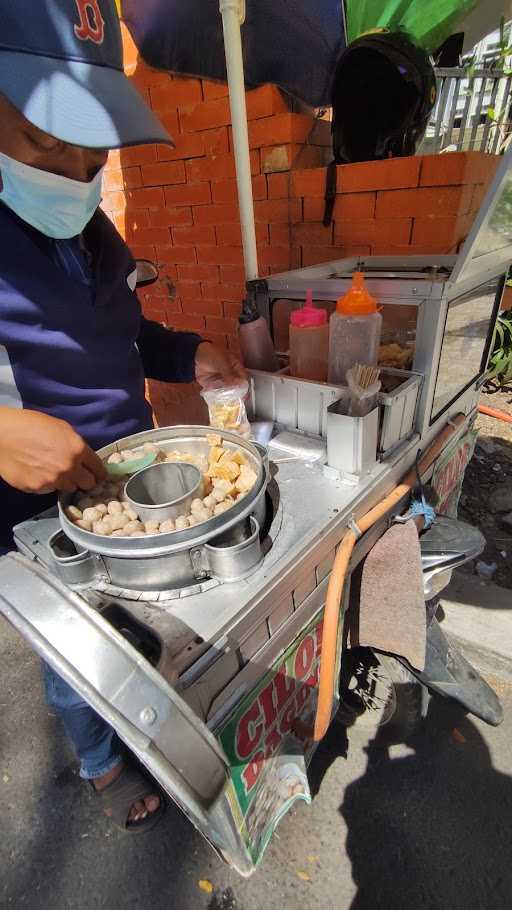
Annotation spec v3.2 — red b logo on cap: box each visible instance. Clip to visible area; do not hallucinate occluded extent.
[74,0,105,45]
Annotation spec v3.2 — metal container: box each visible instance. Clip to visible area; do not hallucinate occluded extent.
[202,516,262,582]
[326,397,379,476]
[56,426,267,592]
[125,461,202,523]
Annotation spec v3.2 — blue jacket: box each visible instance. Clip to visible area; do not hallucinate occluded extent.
[0,204,202,546]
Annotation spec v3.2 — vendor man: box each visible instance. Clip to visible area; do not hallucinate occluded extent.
[0,0,245,832]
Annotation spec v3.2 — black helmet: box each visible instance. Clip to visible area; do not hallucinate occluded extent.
[331,30,437,163]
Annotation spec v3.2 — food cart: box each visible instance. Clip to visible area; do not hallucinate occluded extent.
[0,147,510,874]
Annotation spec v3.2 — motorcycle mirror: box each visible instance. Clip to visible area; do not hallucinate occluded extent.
[135,259,159,288]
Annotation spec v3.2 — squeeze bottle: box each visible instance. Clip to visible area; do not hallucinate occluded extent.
[289,289,329,381]
[238,298,279,372]
[328,272,382,385]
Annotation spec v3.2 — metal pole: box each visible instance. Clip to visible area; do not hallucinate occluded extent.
[219,0,259,281]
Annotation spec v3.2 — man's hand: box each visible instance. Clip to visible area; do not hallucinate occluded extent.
[194,342,247,389]
[0,408,106,494]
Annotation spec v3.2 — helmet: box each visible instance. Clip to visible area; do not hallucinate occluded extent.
[331,30,437,163]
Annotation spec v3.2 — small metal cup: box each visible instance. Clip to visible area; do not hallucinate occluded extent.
[125,461,202,524]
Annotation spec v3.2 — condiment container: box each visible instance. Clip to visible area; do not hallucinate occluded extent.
[328,272,382,385]
[289,289,329,381]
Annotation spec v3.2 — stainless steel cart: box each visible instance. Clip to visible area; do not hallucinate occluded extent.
[1,148,511,875]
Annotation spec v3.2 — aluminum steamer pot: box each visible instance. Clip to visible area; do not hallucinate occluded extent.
[56,426,267,592]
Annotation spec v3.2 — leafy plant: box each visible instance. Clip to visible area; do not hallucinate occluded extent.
[487,308,512,386]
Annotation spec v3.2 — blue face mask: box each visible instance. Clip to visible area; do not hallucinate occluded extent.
[0,152,104,239]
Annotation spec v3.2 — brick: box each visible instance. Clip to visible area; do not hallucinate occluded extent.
[205,316,239,334]
[141,160,186,187]
[258,246,291,270]
[126,186,165,210]
[246,85,289,120]
[216,223,268,246]
[149,207,193,227]
[186,150,260,184]
[302,245,370,267]
[164,183,211,206]
[267,173,289,199]
[197,246,245,266]
[150,77,202,111]
[102,190,126,213]
[157,245,197,265]
[186,153,236,183]
[260,143,330,174]
[168,314,205,332]
[307,119,332,147]
[178,264,219,281]
[411,215,471,248]
[202,80,229,100]
[172,224,216,246]
[269,223,290,246]
[220,265,246,284]
[254,198,302,224]
[193,202,240,225]
[223,300,243,319]
[126,226,171,246]
[419,151,499,187]
[124,210,151,231]
[248,114,315,149]
[202,127,230,155]
[158,110,180,137]
[302,192,375,222]
[201,282,245,301]
[291,168,326,198]
[212,174,267,204]
[334,218,412,247]
[174,279,202,298]
[103,166,142,191]
[128,242,157,260]
[120,144,158,167]
[182,97,231,132]
[157,133,205,162]
[183,298,223,317]
[337,157,421,193]
[375,185,474,219]
[292,222,333,245]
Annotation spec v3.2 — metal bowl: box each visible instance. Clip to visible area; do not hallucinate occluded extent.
[59,426,266,560]
[125,461,202,524]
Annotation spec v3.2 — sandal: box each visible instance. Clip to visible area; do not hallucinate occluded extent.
[92,763,165,834]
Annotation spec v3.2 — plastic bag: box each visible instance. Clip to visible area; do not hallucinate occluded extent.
[201,383,251,438]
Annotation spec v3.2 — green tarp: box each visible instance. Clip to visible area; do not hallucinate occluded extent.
[346,0,479,51]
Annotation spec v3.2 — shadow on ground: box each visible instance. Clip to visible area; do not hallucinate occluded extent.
[309,696,512,910]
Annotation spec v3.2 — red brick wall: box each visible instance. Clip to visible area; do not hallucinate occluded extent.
[103,26,499,425]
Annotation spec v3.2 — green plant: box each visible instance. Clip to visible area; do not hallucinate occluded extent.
[487,308,512,385]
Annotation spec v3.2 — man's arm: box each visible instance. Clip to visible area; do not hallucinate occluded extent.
[137,317,203,383]
[137,317,248,388]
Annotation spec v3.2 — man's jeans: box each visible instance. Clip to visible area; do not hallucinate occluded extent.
[42,662,123,780]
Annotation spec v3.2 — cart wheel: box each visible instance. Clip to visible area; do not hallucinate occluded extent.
[337,646,428,745]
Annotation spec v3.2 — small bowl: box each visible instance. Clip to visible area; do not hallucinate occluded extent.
[125,461,202,524]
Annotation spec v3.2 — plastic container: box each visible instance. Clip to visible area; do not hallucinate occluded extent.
[328,272,382,385]
[289,289,329,381]
[201,383,251,438]
[239,299,279,372]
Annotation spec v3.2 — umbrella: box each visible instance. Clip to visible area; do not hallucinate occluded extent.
[121,0,345,109]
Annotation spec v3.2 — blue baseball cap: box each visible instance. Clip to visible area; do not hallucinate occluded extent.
[0,0,173,149]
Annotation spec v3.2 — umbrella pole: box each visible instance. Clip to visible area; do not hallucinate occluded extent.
[219,0,259,281]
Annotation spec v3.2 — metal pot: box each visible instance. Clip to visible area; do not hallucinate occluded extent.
[56,426,267,592]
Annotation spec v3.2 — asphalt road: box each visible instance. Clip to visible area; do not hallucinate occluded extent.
[2,617,512,910]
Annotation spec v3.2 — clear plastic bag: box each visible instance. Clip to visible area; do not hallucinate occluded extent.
[201,383,251,438]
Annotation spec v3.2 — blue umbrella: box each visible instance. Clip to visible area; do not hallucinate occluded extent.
[121,0,345,108]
